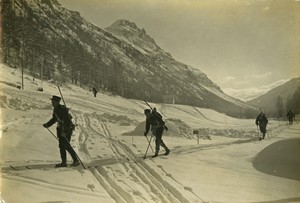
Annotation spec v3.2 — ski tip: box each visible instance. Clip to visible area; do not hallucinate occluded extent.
[10,165,17,170]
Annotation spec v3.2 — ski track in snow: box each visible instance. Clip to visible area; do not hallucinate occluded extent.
[73,106,284,202]
[0,100,205,203]
[3,174,105,198]
[1,109,203,203]
[73,112,201,203]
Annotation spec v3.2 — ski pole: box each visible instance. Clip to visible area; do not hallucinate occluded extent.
[46,128,86,169]
[145,135,154,153]
[46,128,59,140]
[62,136,86,169]
[256,125,261,140]
[266,129,270,138]
[143,134,154,159]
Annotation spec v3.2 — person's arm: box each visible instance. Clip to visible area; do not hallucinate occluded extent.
[144,119,150,136]
[255,117,259,125]
[43,113,57,128]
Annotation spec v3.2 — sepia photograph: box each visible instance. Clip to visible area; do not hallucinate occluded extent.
[1,0,300,202]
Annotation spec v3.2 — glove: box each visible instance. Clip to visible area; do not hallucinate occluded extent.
[43,123,48,128]
[144,131,147,136]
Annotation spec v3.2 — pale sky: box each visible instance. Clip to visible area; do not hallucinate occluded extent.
[59,0,300,99]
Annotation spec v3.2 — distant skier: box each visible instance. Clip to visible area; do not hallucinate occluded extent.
[287,110,295,124]
[43,95,79,167]
[255,112,269,140]
[144,109,170,157]
[92,87,98,98]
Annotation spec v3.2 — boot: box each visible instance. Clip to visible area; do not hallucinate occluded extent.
[55,162,67,168]
[70,160,80,167]
[161,141,170,156]
[165,148,170,156]
[56,149,67,168]
[152,151,159,158]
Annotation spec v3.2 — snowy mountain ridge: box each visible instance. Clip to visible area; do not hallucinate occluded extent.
[247,77,300,116]
[2,0,257,117]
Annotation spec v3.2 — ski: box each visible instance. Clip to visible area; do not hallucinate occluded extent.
[7,164,49,171]
[142,153,170,159]
[7,165,33,171]
[4,163,83,172]
[9,165,17,170]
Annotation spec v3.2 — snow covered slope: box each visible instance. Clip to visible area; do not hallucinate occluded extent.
[1,63,300,203]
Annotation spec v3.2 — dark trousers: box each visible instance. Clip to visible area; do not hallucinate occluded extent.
[153,127,168,152]
[57,128,78,163]
[259,124,267,137]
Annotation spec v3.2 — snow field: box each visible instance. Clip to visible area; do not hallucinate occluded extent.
[1,64,300,203]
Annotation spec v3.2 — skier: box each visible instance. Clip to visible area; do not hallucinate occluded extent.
[92,87,98,98]
[43,95,79,167]
[255,112,268,140]
[144,109,170,157]
[287,110,295,124]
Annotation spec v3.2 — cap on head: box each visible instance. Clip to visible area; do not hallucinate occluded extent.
[50,95,61,103]
[144,109,151,114]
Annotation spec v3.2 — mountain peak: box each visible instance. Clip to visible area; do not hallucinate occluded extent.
[106,19,158,52]
[110,19,139,30]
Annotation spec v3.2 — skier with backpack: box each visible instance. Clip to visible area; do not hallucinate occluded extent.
[255,112,269,141]
[144,108,170,157]
[43,95,79,167]
[287,110,295,124]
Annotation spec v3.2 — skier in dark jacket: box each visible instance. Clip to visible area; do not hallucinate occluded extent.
[92,87,97,98]
[144,109,170,157]
[43,95,79,167]
[255,112,268,140]
[287,110,295,124]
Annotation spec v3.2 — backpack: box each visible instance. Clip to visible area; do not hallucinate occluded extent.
[151,111,165,126]
[61,105,75,131]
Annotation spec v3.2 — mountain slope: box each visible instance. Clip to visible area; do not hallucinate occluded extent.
[2,0,256,117]
[247,77,300,117]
